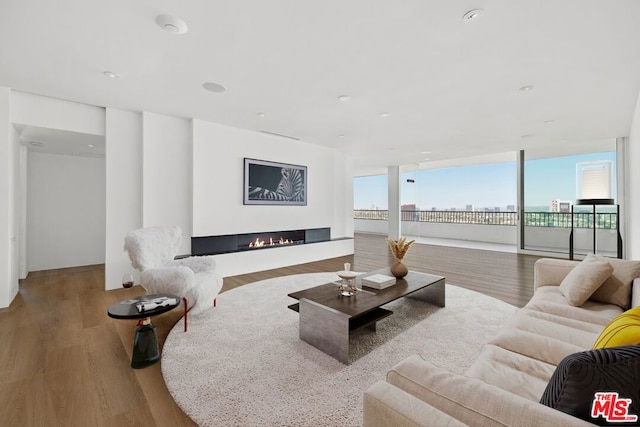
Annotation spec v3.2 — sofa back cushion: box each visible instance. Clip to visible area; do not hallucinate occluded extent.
[559,260,613,306]
[585,254,640,309]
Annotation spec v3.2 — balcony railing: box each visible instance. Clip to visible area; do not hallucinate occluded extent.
[353,210,618,229]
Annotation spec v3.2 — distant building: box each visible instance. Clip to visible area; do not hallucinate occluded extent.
[494,207,501,212]
[550,199,572,212]
[466,204,474,211]
[507,204,516,211]
[401,204,417,221]
[431,207,437,211]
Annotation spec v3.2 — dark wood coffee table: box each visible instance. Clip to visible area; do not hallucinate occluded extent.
[288,269,445,364]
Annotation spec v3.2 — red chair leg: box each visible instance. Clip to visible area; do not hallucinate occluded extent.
[213,298,217,307]
[182,297,189,332]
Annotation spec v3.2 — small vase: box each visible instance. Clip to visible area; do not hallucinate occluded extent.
[390,261,408,278]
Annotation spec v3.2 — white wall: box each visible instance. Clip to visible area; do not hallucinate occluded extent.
[142,112,191,255]
[627,90,640,260]
[0,87,18,308]
[355,219,518,245]
[105,108,143,290]
[333,154,354,238]
[3,92,355,290]
[11,91,104,136]
[10,125,23,294]
[354,219,619,255]
[192,119,353,277]
[26,152,105,271]
[193,120,351,237]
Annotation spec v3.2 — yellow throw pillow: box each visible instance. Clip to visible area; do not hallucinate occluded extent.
[593,306,640,349]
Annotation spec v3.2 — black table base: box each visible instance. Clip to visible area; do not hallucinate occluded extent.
[131,320,160,369]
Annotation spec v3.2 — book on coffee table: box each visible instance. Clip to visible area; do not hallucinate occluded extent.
[362,274,396,289]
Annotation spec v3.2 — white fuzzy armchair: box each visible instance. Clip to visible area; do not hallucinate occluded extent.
[124,225,223,331]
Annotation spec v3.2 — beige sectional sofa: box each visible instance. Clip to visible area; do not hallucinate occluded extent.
[363,257,640,427]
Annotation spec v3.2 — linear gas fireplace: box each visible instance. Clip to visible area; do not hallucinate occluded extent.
[191,227,330,256]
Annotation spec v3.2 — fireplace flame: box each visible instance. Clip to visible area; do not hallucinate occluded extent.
[248,236,293,248]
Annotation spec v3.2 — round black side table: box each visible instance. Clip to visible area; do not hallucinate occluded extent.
[107,293,180,369]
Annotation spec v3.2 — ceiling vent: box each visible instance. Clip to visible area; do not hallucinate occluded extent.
[260,130,300,141]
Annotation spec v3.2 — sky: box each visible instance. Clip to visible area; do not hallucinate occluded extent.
[354,151,616,210]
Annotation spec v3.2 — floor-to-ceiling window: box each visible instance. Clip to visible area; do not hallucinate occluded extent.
[353,174,388,234]
[522,145,618,257]
[398,162,517,241]
[353,159,518,244]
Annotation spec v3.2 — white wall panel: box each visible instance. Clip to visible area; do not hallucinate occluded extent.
[11,91,104,136]
[105,108,142,290]
[627,91,640,260]
[192,119,353,276]
[142,112,191,255]
[0,87,16,308]
[27,152,105,271]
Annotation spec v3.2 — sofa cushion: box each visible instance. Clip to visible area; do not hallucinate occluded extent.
[526,286,623,326]
[540,346,640,425]
[488,309,600,365]
[464,344,557,402]
[593,306,640,349]
[585,254,640,309]
[518,308,607,334]
[387,355,595,427]
[363,381,466,427]
[559,260,613,306]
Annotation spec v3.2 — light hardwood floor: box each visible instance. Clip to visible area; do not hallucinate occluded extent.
[0,233,542,426]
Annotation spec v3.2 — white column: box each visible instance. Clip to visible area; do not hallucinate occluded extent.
[388,165,401,240]
[627,89,640,260]
[105,108,143,290]
[616,137,628,258]
[0,87,11,308]
[516,150,524,252]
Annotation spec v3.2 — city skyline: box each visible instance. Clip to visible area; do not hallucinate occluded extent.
[354,151,617,211]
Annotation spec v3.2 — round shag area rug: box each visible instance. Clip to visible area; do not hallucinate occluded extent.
[161,272,517,426]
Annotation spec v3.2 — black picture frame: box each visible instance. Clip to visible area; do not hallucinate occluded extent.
[243,158,307,205]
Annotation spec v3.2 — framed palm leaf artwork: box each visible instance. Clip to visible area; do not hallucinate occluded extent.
[243,158,307,205]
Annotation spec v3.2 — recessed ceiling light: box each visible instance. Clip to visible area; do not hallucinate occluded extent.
[521,134,535,138]
[519,85,534,92]
[544,120,555,124]
[421,151,431,154]
[30,141,44,147]
[156,15,188,34]
[88,144,95,148]
[462,9,483,21]
[379,112,390,118]
[202,82,226,93]
[257,112,265,118]
[338,95,350,102]
[338,134,345,138]
[103,71,120,79]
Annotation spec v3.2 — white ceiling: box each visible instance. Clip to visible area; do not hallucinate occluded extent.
[2,1,640,173]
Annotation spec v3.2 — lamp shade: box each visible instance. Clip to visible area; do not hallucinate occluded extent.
[576,160,613,205]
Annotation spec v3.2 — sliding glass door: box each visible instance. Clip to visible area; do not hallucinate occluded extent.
[521,142,618,257]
